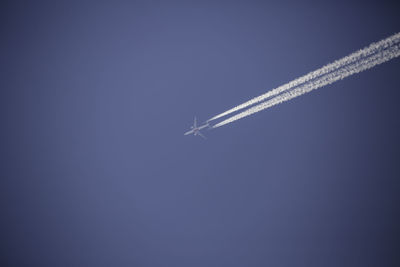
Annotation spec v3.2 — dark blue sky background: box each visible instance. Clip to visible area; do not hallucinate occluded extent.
[1,1,400,266]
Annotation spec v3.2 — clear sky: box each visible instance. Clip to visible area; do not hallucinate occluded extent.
[1,1,400,266]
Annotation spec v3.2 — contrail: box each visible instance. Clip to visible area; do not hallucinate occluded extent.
[208,32,400,122]
[212,43,400,128]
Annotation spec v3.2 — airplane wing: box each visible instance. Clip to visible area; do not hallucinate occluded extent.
[197,131,207,139]
[194,116,197,128]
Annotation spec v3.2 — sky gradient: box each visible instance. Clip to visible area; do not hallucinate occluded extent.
[1,1,400,266]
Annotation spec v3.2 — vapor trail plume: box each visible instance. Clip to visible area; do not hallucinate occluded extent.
[208,33,400,122]
[213,44,400,128]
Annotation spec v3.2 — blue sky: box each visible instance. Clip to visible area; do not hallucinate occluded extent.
[1,1,400,266]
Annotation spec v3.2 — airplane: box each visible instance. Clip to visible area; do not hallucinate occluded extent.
[184,117,210,139]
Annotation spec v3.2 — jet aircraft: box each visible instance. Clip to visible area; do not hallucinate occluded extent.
[184,117,210,139]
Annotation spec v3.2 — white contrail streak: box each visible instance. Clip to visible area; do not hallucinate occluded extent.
[212,44,400,128]
[208,33,400,122]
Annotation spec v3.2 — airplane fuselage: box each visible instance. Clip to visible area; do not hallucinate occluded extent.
[184,118,209,138]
